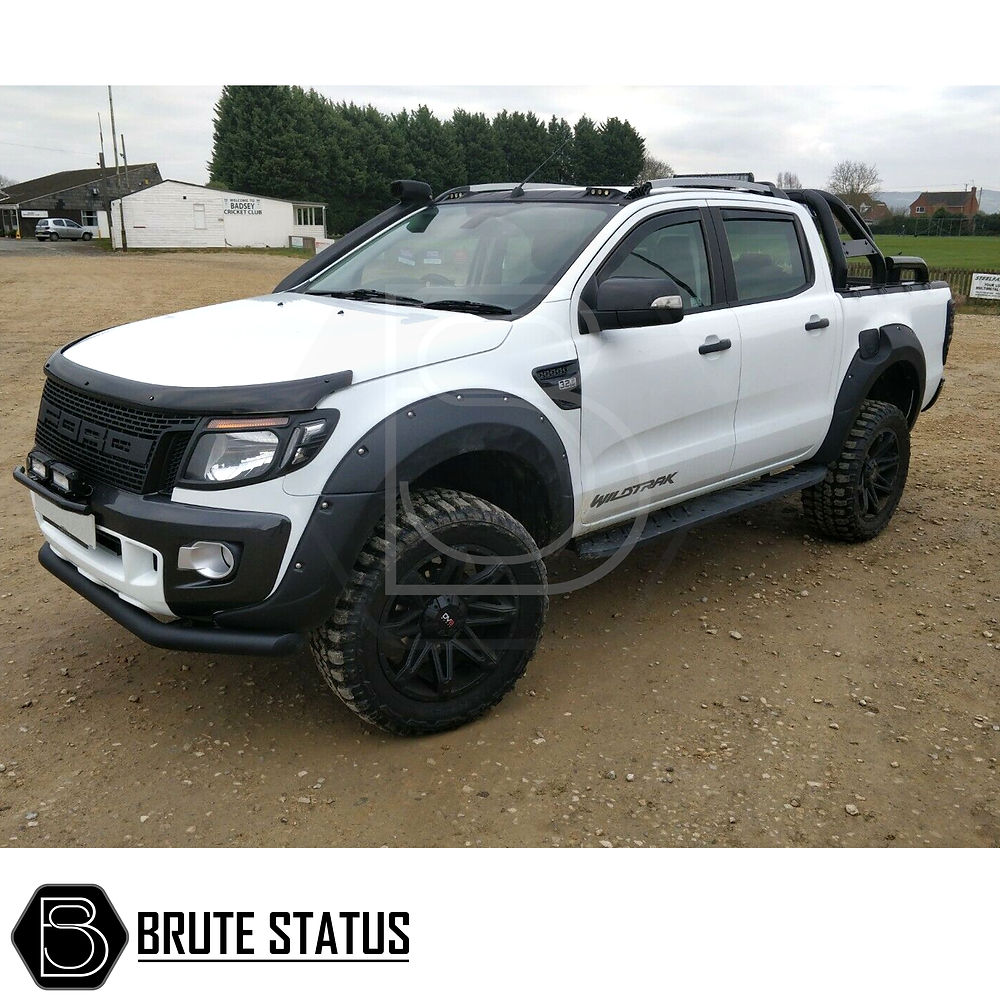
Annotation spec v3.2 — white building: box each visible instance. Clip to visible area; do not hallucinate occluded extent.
[110,180,326,250]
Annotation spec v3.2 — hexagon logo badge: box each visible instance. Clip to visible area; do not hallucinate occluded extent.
[11,884,128,990]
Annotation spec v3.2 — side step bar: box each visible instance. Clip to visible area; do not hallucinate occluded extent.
[573,464,828,560]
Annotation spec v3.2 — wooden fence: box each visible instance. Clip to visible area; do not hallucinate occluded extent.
[847,263,976,296]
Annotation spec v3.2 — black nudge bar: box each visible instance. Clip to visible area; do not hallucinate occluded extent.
[38,544,305,656]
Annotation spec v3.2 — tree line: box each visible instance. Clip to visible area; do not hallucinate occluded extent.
[209,86,647,234]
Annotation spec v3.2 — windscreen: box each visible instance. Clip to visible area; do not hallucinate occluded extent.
[302,200,618,315]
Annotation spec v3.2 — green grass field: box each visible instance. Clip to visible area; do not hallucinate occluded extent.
[872,235,1000,271]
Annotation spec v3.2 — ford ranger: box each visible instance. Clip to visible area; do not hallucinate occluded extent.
[14,175,953,733]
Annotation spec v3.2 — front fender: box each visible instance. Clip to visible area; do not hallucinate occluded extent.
[214,389,574,633]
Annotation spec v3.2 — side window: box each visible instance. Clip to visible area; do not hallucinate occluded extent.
[722,214,810,302]
[601,217,714,310]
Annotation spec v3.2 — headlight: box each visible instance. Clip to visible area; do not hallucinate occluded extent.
[185,430,280,483]
[181,413,338,487]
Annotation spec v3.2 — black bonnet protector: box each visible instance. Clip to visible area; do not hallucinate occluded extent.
[44,348,352,414]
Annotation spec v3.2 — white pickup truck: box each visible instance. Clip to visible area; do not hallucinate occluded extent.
[15,175,953,734]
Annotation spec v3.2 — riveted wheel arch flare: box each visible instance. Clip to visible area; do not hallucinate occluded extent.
[815,323,925,466]
[323,388,575,537]
[214,390,574,635]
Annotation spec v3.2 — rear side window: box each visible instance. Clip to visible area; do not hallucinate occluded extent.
[722,214,810,302]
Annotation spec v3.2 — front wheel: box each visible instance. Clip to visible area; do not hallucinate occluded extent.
[310,488,548,735]
[802,399,910,542]
[82,232,93,241]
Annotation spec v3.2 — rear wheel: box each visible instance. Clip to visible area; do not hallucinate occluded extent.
[49,232,59,241]
[802,399,910,542]
[310,488,548,735]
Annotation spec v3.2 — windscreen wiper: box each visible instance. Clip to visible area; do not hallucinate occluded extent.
[306,288,425,305]
[628,251,702,306]
[422,299,512,316]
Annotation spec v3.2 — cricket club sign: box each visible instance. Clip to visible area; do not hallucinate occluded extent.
[223,195,263,216]
[11,885,128,990]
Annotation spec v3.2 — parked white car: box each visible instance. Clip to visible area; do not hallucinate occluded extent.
[16,175,952,734]
[35,218,93,241]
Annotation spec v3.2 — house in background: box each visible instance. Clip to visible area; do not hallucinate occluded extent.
[0,164,161,238]
[908,187,979,218]
[858,198,892,225]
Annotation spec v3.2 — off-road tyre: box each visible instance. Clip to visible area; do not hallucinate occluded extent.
[310,488,548,735]
[802,399,910,542]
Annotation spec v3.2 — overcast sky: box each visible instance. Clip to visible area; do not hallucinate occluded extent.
[2,85,998,194]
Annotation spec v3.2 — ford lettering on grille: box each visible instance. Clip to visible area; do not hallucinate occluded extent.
[41,400,153,465]
[35,380,198,494]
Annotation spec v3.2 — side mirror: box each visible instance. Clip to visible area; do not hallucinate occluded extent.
[582,276,685,332]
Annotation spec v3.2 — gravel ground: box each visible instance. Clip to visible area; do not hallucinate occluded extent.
[1,251,997,847]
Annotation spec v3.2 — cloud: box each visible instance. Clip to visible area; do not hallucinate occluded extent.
[2,85,998,192]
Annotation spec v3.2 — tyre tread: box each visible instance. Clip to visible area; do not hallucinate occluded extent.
[310,488,547,735]
[802,399,909,542]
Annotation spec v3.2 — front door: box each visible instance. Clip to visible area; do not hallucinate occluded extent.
[576,209,741,526]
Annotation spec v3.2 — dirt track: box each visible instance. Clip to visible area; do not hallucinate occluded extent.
[1,250,997,847]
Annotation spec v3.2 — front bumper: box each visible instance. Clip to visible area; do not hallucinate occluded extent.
[39,543,303,655]
[16,465,303,655]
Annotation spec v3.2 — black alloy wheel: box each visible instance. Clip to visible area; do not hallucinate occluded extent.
[311,488,547,735]
[856,428,900,523]
[377,546,520,703]
[802,399,910,542]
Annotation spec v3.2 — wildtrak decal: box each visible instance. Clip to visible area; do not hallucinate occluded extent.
[590,472,676,509]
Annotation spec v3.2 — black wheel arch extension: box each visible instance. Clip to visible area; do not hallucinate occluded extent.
[323,389,574,543]
[814,322,926,467]
[214,390,574,634]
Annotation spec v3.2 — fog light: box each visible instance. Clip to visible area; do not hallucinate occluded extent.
[177,541,236,580]
[48,461,87,497]
[29,455,48,479]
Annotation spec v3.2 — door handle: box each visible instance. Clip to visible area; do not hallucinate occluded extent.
[698,338,732,355]
[805,315,830,331]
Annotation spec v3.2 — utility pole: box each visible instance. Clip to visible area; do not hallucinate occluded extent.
[107,86,120,180]
[107,88,127,251]
[98,113,111,242]
[121,133,130,190]
[119,133,131,253]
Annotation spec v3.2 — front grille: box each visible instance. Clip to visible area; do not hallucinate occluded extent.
[35,379,199,494]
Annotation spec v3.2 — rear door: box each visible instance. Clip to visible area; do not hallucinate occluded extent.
[713,206,843,475]
[576,207,741,525]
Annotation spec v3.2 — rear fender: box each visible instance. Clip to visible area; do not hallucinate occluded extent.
[814,323,925,466]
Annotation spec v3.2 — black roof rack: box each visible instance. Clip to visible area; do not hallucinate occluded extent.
[435,182,591,202]
[648,176,789,199]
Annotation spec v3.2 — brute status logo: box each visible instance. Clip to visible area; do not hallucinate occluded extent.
[11,885,128,990]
